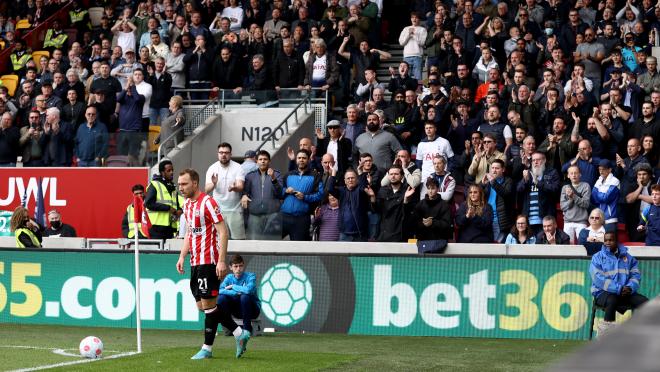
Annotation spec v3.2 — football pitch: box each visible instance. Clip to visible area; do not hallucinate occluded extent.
[0,324,584,371]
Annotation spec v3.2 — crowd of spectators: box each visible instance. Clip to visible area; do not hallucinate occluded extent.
[2,0,660,246]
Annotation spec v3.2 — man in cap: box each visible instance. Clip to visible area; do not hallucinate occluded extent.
[315,120,353,180]
[241,150,258,175]
[591,159,621,232]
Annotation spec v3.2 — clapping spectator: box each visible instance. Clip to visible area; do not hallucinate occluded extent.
[455,185,494,243]
[413,177,452,241]
[313,192,340,241]
[482,159,515,242]
[592,159,621,231]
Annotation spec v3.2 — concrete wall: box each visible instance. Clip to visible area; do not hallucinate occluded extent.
[156,107,315,177]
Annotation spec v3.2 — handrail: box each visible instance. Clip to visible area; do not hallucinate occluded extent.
[173,87,329,108]
[256,94,312,151]
[157,96,219,161]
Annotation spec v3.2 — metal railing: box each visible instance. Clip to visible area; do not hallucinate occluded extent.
[256,94,313,152]
[172,87,329,108]
[156,96,219,161]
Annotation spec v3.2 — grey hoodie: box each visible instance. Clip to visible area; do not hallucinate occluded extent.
[560,182,591,223]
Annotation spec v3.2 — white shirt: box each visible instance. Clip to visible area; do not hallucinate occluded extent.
[205,160,245,211]
[135,80,152,118]
[327,138,339,172]
[398,25,427,57]
[312,54,327,82]
[416,136,454,179]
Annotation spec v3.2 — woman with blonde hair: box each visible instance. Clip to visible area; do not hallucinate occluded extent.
[10,206,42,248]
[578,208,606,256]
[155,95,185,155]
[455,184,494,243]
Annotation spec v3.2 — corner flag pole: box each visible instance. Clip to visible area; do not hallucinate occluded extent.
[132,196,144,354]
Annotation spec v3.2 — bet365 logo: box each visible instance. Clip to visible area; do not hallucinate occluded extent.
[259,263,312,326]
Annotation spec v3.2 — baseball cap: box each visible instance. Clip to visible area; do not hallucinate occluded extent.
[244,150,257,158]
[598,159,612,168]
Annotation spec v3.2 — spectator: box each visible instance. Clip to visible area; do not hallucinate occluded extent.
[10,206,42,248]
[43,209,77,237]
[111,16,137,55]
[90,62,122,119]
[468,133,505,184]
[398,12,426,80]
[43,106,74,167]
[353,112,403,173]
[638,184,660,246]
[315,120,352,178]
[592,159,621,231]
[303,40,339,95]
[381,149,422,190]
[111,49,141,89]
[616,138,649,199]
[273,38,305,99]
[456,184,494,243]
[74,106,108,167]
[241,151,257,176]
[263,8,289,42]
[205,142,246,240]
[313,192,340,241]
[637,56,660,94]
[536,215,571,245]
[156,95,185,155]
[280,149,324,241]
[539,116,576,175]
[561,165,592,244]
[579,208,607,255]
[117,76,146,166]
[242,150,283,240]
[629,101,660,141]
[372,165,415,242]
[413,177,452,241]
[387,62,418,99]
[477,106,512,152]
[346,4,370,48]
[564,138,600,187]
[589,231,648,336]
[132,68,152,132]
[505,215,537,244]
[517,152,561,233]
[286,137,323,174]
[146,57,172,127]
[184,35,214,101]
[212,47,245,97]
[0,112,20,166]
[428,155,456,203]
[19,110,46,166]
[166,42,186,93]
[416,121,454,192]
[574,27,605,93]
[625,163,654,242]
[245,54,275,104]
[329,169,371,241]
[482,159,515,242]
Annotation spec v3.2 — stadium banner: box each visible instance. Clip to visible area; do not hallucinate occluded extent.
[1,250,659,340]
[0,168,149,238]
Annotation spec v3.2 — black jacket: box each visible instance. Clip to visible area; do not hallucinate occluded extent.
[316,136,353,178]
[212,56,244,89]
[483,177,515,233]
[374,185,413,242]
[273,51,305,88]
[146,71,173,109]
[455,203,494,243]
[414,196,452,240]
[183,49,214,82]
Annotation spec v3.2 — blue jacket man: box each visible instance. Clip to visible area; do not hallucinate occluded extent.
[280,149,324,240]
[591,160,620,227]
[74,109,108,167]
[589,231,648,334]
[117,85,145,132]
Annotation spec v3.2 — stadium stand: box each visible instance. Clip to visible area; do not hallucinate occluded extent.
[1,0,660,248]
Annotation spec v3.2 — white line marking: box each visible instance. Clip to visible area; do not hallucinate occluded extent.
[51,349,79,357]
[0,345,121,352]
[7,351,139,372]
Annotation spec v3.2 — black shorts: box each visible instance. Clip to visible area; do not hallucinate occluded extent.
[190,264,220,301]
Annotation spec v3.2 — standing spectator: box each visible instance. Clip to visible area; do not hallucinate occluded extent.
[413,177,452,241]
[539,117,577,176]
[117,75,146,166]
[74,106,108,167]
[505,215,537,245]
[467,133,505,184]
[90,61,122,117]
[563,138,600,187]
[482,159,515,243]
[372,166,415,242]
[616,138,649,201]
[205,143,246,240]
[0,112,20,166]
[574,27,605,95]
[110,49,140,87]
[398,12,427,80]
[638,184,660,246]
[637,56,660,95]
[536,216,571,245]
[19,110,47,166]
[455,184,495,243]
[381,150,423,192]
[387,62,418,99]
[428,155,456,203]
[561,165,592,244]
[184,35,214,101]
[315,120,352,179]
[579,208,607,255]
[303,40,339,95]
[416,121,454,194]
[132,68,152,132]
[146,57,172,126]
[166,42,186,94]
[592,159,621,231]
[273,38,305,99]
[625,163,654,242]
[330,169,371,241]
[61,89,85,128]
[629,101,660,141]
[353,112,402,173]
[43,106,74,167]
[313,192,340,242]
[242,150,283,241]
[212,47,245,97]
[477,106,512,153]
[517,152,561,233]
[589,231,648,336]
[280,149,324,241]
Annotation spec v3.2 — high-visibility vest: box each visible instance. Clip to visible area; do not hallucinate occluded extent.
[146,180,176,227]
[10,53,31,71]
[15,228,41,248]
[172,193,184,231]
[126,204,147,238]
[43,29,68,49]
[69,9,89,25]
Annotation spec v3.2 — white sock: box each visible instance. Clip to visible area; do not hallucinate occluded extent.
[202,344,212,352]
[232,326,243,338]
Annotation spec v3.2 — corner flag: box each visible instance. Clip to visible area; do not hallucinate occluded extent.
[132,194,152,238]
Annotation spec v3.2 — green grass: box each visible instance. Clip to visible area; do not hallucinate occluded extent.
[0,324,584,371]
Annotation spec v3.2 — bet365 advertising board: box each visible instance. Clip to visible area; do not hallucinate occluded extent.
[1,250,658,340]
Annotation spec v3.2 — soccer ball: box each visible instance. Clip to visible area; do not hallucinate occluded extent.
[79,336,103,359]
[259,263,312,327]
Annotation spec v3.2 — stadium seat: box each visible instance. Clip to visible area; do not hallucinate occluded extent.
[31,50,50,66]
[148,125,161,153]
[105,155,130,167]
[89,7,104,27]
[15,19,31,30]
[588,297,634,340]
[0,74,19,97]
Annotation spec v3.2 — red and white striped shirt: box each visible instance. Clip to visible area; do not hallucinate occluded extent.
[184,193,224,266]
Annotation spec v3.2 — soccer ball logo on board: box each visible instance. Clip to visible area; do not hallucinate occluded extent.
[259,263,313,326]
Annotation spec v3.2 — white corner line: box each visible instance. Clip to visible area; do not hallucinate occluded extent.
[7,351,139,372]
